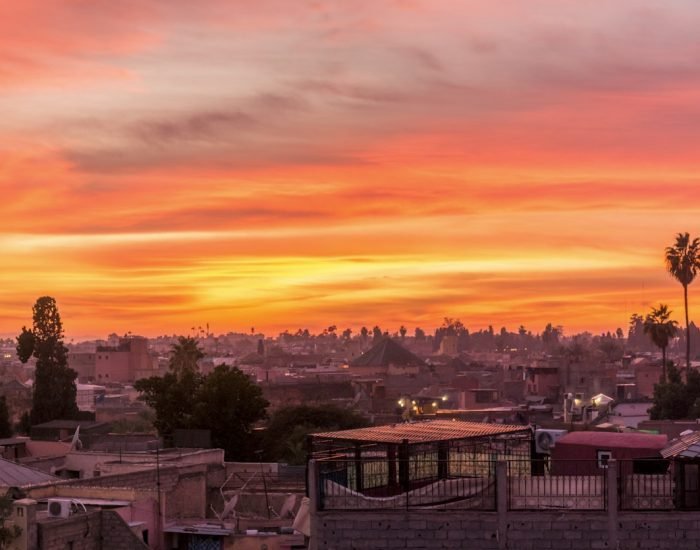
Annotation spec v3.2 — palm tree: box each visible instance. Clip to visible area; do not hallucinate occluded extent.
[665,232,700,377]
[169,336,204,379]
[643,304,679,382]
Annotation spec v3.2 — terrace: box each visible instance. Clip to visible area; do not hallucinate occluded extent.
[308,421,677,512]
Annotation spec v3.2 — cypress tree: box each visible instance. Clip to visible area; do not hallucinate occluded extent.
[17,297,79,425]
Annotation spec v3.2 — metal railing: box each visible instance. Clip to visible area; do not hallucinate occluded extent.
[618,459,674,511]
[508,459,607,511]
[313,457,677,512]
[316,456,497,511]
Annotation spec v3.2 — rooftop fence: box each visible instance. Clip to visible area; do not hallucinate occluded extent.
[313,456,676,512]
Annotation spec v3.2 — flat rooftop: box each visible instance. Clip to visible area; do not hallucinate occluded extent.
[311,420,531,445]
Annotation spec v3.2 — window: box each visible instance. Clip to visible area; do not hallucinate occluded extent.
[597,450,613,469]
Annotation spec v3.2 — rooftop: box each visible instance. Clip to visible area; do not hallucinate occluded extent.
[0,457,57,487]
[311,420,531,445]
[557,431,667,449]
[349,338,425,368]
[662,431,700,459]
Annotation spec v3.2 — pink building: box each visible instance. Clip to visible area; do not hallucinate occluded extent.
[95,337,155,383]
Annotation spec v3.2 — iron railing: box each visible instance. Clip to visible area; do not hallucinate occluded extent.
[508,459,607,511]
[618,459,674,511]
[316,456,497,511]
[313,457,677,512]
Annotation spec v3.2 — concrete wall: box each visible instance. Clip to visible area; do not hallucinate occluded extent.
[165,472,206,519]
[312,510,700,550]
[310,460,700,550]
[95,351,130,383]
[38,510,102,550]
[100,509,150,550]
[36,509,149,550]
[7,499,37,550]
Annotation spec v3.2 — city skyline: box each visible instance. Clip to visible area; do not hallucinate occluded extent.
[3,1,700,339]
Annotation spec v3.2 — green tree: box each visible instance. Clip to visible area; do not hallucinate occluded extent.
[135,338,268,459]
[597,335,623,363]
[192,365,268,460]
[16,297,78,425]
[109,409,156,434]
[650,362,700,420]
[643,304,679,381]
[0,398,12,439]
[665,232,700,376]
[262,404,368,464]
[650,363,687,420]
[169,336,204,379]
[627,313,649,350]
[541,323,561,352]
[134,369,202,444]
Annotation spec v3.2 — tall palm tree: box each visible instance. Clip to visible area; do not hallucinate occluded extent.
[169,336,204,379]
[665,232,700,377]
[643,304,679,382]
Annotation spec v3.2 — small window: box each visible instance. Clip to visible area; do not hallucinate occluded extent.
[16,507,23,517]
[597,450,613,469]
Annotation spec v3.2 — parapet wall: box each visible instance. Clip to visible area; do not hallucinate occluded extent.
[310,459,700,550]
[313,510,700,550]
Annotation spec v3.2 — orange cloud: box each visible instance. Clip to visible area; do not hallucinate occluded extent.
[3,1,700,338]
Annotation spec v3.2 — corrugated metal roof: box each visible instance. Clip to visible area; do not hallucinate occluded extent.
[0,458,57,487]
[662,431,700,459]
[311,420,531,445]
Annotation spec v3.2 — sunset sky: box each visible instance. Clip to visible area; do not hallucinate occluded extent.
[3,0,700,340]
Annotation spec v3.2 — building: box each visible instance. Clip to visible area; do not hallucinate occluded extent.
[550,432,667,475]
[95,337,155,383]
[0,380,32,425]
[347,338,427,378]
[308,420,700,549]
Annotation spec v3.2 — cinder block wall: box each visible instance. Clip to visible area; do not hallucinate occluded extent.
[314,510,700,550]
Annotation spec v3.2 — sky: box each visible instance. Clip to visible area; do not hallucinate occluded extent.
[2,0,700,340]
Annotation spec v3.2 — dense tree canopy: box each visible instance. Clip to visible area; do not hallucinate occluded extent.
[16,297,78,425]
[193,365,269,460]
[643,304,678,381]
[135,338,268,460]
[262,404,368,464]
[650,363,700,420]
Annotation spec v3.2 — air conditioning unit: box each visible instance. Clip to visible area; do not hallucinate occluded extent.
[535,429,567,454]
[47,498,72,519]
